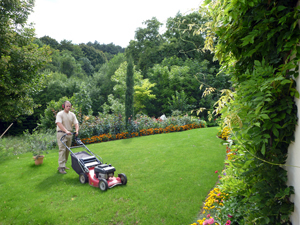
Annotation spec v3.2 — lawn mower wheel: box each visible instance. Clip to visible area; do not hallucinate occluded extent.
[118,173,127,185]
[79,173,88,184]
[99,179,108,191]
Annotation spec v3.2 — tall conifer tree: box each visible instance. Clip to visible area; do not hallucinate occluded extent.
[125,57,134,126]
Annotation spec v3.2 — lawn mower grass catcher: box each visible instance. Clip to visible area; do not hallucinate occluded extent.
[60,133,127,191]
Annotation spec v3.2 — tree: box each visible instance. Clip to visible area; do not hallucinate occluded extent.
[125,17,165,74]
[0,0,51,122]
[134,79,156,114]
[125,57,134,125]
[39,35,59,49]
[79,43,107,67]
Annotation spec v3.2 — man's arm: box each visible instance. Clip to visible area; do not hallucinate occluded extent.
[75,123,79,136]
[56,122,72,135]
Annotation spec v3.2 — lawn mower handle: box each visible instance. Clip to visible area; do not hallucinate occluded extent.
[60,132,77,143]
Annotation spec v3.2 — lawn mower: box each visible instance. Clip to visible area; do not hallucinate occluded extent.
[60,133,127,191]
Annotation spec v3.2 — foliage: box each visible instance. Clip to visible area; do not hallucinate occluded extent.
[133,79,156,114]
[168,90,190,112]
[38,96,70,131]
[125,56,134,125]
[0,0,52,122]
[191,187,230,225]
[196,0,300,223]
[102,94,125,117]
[23,129,56,157]
[217,126,230,141]
[78,113,205,140]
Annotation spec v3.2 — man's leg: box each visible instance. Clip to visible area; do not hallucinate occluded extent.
[64,134,72,170]
[57,132,67,174]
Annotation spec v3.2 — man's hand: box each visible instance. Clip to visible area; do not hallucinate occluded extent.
[66,131,72,135]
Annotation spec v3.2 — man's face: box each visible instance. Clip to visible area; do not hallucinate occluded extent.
[64,103,72,112]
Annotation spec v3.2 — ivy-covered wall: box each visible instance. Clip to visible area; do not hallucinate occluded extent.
[287,60,300,224]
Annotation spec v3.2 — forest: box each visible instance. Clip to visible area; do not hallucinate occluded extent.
[0,2,230,135]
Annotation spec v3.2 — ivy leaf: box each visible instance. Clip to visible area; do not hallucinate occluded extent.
[260,114,270,120]
[261,143,266,155]
[277,5,287,11]
[254,60,261,67]
[280,79,291,85]
[272,127,279,137]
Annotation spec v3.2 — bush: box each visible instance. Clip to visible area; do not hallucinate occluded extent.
[23,129,57,157]
[79,113,206,139]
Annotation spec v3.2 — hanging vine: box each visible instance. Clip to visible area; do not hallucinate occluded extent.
[194,0,300,224]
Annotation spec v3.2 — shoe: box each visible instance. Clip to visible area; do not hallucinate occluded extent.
[58,168,67,174]
[65,167,70,170]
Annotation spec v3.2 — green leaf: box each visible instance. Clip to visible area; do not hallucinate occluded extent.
[277,6,287,11]
[254,122,260,127]
[254,60,261,67]
[272,127,279,137]
[260,114,270,120]
[261,143,266,155]
[280,79,291,85]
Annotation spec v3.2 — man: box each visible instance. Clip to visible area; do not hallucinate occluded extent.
[55,101,79,174]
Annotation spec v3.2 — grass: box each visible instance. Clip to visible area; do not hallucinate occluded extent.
[0,127,225,225]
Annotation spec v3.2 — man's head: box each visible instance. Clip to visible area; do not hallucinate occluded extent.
[63,101,72,112]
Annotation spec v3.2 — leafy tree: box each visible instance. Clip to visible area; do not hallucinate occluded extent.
[59,51,83,78]
[134,79,156,114]
[89,53,126,115]
[79,57,94,76]
[167,90,190,113]
[79,43,107,67]
[125,17,165,74]
[111,61,143,101]
[71,85,93,123]
[163,12,208,61]
[39,35,59,49]
[125,57,134,124]
[102,94,125,116]
[0,0,51,122]
[87,41,125,57]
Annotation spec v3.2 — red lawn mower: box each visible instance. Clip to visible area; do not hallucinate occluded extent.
[60,133,127,191]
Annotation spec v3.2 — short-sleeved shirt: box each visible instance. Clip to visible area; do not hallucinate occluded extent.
[55,110,78,132]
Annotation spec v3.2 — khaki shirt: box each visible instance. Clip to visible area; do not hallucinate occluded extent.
[55,111,78,132]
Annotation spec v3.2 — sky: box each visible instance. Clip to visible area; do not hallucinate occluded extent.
[28,0,203,48]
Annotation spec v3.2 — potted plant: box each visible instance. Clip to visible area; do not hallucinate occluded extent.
[24,129,55,165]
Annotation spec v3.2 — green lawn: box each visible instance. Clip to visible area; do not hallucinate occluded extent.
[0,127,225,225]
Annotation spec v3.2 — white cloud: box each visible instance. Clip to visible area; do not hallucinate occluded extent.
[28,0,203,48]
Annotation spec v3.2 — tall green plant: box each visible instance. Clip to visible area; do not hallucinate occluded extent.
[125,57,134,126]
[197,0,300,223]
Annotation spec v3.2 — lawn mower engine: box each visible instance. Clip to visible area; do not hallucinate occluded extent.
[94,164,116,180]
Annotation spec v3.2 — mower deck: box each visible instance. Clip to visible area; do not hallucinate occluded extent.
[87,167,122,188]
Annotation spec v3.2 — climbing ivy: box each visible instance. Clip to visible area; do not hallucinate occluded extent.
[197,0,300,224]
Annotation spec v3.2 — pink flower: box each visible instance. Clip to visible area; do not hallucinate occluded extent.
[228,214,233,218]
[207,214,210,218]
[225,220,231,225]
[215,170,218,173]
[217,193,221,196]
[203,218,214,225]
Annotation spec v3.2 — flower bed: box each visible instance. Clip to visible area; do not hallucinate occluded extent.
[80,123,205,145]
[190,144,238,225]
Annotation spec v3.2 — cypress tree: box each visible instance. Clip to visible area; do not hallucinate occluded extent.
[125,57,134,127]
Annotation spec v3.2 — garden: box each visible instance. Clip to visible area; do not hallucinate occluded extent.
[1,0,300,224]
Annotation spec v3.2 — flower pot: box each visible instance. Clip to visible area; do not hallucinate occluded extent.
[33,155,45,165]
